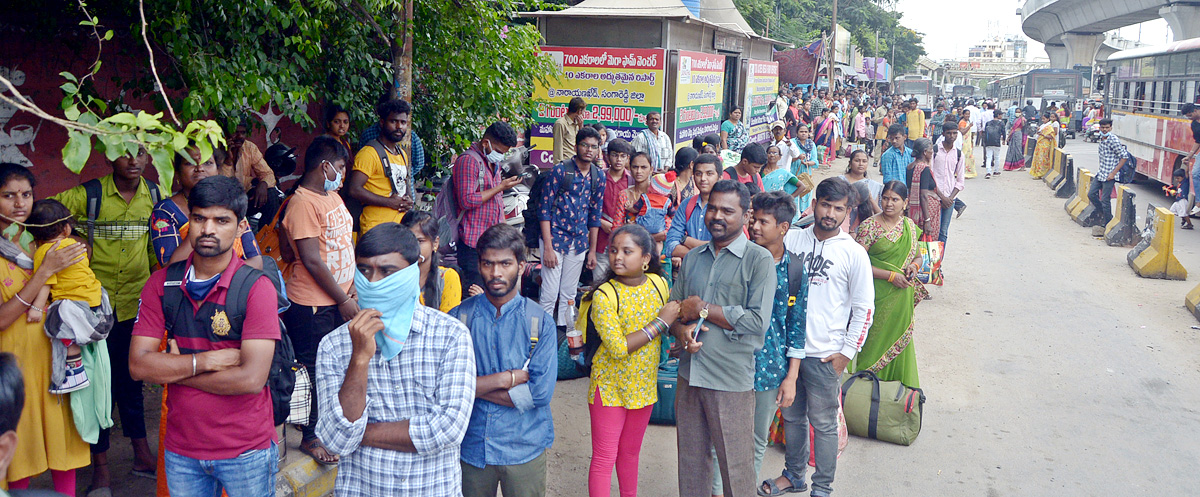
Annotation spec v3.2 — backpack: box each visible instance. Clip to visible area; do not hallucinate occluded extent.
[1116,146,1138,184]
[82,178,161,248]
[724,167,762,196]
[254,194,295,274]
[522,160,602,250]
[458,297,543,358]
[432,149,489,252]
[683,195,703,223]
[573,273,669,376]
[161,260,298,426]
[984,121,1004,146]
[341,139,406,234]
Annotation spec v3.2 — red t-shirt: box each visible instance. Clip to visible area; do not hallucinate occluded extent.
[598,169,632,252]
[723,168,764,193]
[132,255,280,460]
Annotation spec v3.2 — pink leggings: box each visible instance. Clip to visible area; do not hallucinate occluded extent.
[588,388,652,497]
[8,469,76,496]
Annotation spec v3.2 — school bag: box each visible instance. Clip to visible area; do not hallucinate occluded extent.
[341,139,406,234]
[161,260,299,426]
[82,178,160,248]
[983,120,1005,147]
[723,166,762,195]
[1116,145,1138,184]
[522,161,602,250]
[573,273,669,376]
[432,149,489,253]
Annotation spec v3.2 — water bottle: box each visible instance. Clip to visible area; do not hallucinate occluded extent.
[565,299,583,359]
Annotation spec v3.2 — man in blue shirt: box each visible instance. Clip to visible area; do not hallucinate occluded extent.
[538,126,604,328]
[664,154,722,260]
[879,124,913,184]
[452,224,557,497]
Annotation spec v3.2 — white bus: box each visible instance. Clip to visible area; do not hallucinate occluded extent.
[894,75,936,112]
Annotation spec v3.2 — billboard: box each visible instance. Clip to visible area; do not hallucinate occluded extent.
[673,51,725,151]
[743,59,779,145]
[529,46,668,167]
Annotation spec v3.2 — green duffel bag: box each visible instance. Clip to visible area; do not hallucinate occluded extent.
[840,370,925,446]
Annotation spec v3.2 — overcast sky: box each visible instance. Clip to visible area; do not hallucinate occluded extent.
[893,0,1174,61]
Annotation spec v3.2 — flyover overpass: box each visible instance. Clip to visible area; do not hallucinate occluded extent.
[1021,0,1200,68]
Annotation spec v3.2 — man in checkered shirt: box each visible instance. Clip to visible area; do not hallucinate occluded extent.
[316,224,476,496]
[1089,118,1129,235]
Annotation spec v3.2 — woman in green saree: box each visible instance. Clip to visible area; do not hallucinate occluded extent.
[852,180,927,387]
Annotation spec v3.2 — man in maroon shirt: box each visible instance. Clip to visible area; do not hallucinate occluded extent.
[454,121,523,293]
[595,137,633,279]
[128,175,280,496]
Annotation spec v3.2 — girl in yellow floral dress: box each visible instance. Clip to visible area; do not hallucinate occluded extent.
[586,224,679,497]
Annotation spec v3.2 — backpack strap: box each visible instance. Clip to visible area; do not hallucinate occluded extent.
[161,261,189,339]
[145,179,161,206]
[685,195,700,222]
[82,179,102,248]
[647,273,669,305]
[786,251,805,305]
[225,264,266,326]
[367,139,403,196]
[524,298,541,357]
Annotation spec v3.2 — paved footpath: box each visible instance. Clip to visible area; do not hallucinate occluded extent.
[47,145,1200,496]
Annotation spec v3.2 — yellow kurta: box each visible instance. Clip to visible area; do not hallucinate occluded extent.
[1029,123,1058,179]
[587,276,668,409]
[0,260,90,484]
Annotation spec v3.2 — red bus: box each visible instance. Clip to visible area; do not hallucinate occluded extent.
[1103,38,1200,185]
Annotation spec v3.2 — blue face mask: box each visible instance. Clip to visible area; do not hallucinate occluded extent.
[354,262,421,360]
[323,162,343,192]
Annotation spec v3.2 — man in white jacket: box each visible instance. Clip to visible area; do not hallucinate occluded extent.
[761,177,874,497]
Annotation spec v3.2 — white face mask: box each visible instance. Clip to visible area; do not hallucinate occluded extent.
[483,140,506,165]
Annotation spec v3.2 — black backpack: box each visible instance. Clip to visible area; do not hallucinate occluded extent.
[82,178,160,248]
[724,166,762,196]
[522,160,601,250]
[161,259,298,426]
[984,121,1004,146]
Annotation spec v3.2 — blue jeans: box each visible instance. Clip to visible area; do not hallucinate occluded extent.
[165,442,278,497]
[939,198,966,244]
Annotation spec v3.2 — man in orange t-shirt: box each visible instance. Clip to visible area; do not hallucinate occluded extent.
[280,136,359,464]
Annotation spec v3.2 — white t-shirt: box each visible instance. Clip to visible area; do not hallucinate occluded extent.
[783,227,875,359]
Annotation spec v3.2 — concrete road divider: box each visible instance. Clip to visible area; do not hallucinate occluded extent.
[1128,205,1187,280]
[1055,156,1076,199]
[1068,169,1094,224]
[1043,149,1063,189]
[1104,185,1138,247]
[1184,283,1200,322]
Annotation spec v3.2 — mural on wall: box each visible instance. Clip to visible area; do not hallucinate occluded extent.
[0,67,42,168]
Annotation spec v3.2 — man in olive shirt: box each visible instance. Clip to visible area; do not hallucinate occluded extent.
[552,97,585,163]
[670,179,775,497]
[52,150,160,492]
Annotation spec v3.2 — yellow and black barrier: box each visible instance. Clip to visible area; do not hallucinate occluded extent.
[1128,205,1187,280]
[1054,155,1076,199]
[1044,149,1065,189]
[1104,185,1138,247]
[1184,284,1200,322]
[1067,168,1094,224]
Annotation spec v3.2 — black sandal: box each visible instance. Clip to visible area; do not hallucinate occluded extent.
[300,438,339,466]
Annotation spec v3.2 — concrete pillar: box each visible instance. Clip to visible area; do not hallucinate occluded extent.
[1161,3,1200,41]
[1045,44,1068,69]
[1061,32,1104,69]
[1095,43,1119,63]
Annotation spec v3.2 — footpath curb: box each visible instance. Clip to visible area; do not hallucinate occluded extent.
[275,426,337,497]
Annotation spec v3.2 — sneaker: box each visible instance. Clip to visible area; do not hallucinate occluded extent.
[984,173,991,179]
[51,357,90,394]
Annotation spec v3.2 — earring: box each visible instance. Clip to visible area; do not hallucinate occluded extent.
[642,262,650,271]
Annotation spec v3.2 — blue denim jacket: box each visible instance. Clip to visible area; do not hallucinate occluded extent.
[452,295,558,468]
[663,194,711,258]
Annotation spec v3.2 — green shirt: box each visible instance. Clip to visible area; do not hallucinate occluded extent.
[51,175,158,321]
[670,233,775,392]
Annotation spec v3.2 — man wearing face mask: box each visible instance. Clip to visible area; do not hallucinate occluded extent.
[279,136,358,465]
[454,122,523,292]
[315,223,476,497]
[1089,118,1129,236]
[764,178,873,497]
[451,223,557,497]
[128,175,281,496]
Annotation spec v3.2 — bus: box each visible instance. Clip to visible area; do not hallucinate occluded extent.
[1104,37,1200,185]
[952,85,978,99]
[987,68,1084,124]
[894,75,937,112]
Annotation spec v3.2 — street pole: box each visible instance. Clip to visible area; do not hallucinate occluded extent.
[829,0,837,91]
[873,30,879,91]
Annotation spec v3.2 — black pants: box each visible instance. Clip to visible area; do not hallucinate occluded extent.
[92,319,146,454]
[282,301,346,441]
[457,242,482,291]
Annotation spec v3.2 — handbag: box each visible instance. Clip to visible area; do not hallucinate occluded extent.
[840,370,925,446]
[916,235,944,286]
[286,363,312,426]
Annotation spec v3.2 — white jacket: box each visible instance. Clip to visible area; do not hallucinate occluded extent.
[784,226,875,360]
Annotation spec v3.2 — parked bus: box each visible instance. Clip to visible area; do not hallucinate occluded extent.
[894,75,936,112]
[952,85,978,100]
[1104,37,1200,185]
[987,68,1084,125]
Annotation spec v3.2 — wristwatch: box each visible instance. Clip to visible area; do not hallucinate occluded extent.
[698,303,710,321]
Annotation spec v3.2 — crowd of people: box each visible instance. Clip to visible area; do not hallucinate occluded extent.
[0,82,1111,497]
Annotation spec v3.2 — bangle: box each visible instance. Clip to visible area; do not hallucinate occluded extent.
[13,292,32,308]
[191,353,197,377]
[508,370,515,389]
[887,272,896,283]
[338,295,353,306]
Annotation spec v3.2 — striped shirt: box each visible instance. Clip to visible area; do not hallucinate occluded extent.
[315,306,476,497]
